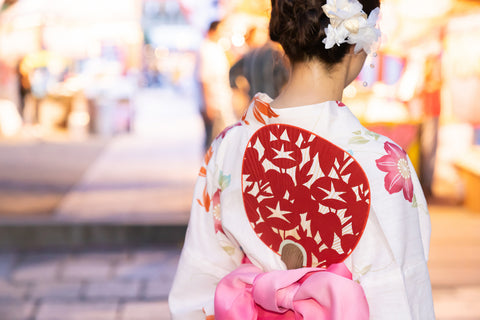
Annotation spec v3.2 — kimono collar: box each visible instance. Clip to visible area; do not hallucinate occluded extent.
[241,93,349,130]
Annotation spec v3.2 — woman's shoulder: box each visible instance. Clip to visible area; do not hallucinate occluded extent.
[335,109,406,158]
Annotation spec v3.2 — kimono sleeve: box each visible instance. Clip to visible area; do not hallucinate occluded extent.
[351,142,435,319]
[168,147,242,320]
[402,156,435,318]
[410,159,431,261]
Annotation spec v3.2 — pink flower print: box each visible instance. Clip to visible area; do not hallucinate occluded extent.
[376,141,414,202]
[336,101,346,107]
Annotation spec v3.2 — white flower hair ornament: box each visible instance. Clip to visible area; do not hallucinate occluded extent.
[322,0,381,54]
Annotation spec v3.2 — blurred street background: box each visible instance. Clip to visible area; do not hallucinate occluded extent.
[0,0,480,319]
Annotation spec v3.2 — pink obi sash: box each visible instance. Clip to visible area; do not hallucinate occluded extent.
[214,262,369,320]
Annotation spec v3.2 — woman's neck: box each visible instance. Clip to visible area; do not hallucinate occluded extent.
[270,58,350,109]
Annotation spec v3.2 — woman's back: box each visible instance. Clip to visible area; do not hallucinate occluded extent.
[169,0,435,318]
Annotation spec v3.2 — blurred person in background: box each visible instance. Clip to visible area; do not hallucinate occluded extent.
[197,20,236,150]
[16,58,29,118]
[229,25,289,116]
[397,34,443,199]
[19,50,67,126]
[17,24,68,128]
[419,52,442,198]
[19,52,49,125]
[170,0,434,318]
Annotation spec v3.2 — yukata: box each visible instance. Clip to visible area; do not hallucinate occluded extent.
[169,93,435,320]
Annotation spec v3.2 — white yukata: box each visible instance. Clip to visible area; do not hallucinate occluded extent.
[169,93,435,320]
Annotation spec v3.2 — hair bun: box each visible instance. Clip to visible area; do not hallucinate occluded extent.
[296,7,323,48]
[270,0,326,60]
[269,0,379,65]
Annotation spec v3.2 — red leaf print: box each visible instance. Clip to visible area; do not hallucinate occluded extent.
[204,146,213,166]
[199,147,213,177]
[256,222,283,251]
[241,107,250,125]
[265,170,295,199]
[197,185,211,212]
[251,96,279,125]
[292,185,317,213]
[310,211,342,247]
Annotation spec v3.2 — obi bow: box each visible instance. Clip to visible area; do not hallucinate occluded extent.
[214,263,369,320]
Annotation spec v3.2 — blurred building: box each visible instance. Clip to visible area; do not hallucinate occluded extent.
[348,0,480,206]
[0,0,144,137]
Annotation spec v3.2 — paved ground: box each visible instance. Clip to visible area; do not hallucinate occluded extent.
[428,203,480,320]
[0,139,108,217]
[54,88,204,225]
[0,88,203,224]
[0,246,179,320]
[1,205,479,320]
[0,87,199,319]
[0,87,479,319]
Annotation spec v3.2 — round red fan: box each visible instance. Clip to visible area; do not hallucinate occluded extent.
[242,124,370,268]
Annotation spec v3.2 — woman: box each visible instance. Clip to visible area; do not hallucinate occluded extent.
[169,0,435,319]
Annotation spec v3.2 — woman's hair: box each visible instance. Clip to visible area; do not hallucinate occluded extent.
[269,0,380,66]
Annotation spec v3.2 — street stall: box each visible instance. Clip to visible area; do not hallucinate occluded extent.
[0,0,143,137]
[345,0,480,206]
[142,0,203,88]
[342,0,453,195]
[442,7,480,210]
